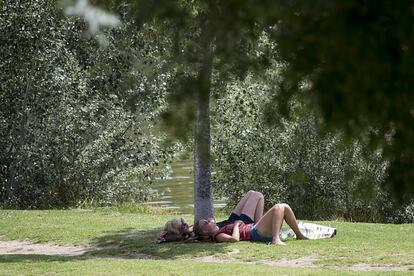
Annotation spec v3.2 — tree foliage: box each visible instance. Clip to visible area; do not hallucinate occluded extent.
[91,0,281,219]
[3,0,413,213]
[212,74,413,223]
[267,0,414,201]
[0,0,174,208]
[93,0,414,201]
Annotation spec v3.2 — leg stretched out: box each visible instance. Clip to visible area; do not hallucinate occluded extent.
[254,203,308,246]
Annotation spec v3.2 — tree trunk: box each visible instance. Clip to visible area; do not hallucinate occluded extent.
[193,41,214,222]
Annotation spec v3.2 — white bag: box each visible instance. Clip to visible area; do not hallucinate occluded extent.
[280,222,337,240]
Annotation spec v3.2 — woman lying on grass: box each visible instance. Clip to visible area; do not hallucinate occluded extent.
[193,202,308,246]
[155,190,264,243]
[156,191,308,245]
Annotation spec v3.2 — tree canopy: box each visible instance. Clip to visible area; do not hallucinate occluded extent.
[92,0,413,202]
[267,0,414,202]
[3,0,412,213]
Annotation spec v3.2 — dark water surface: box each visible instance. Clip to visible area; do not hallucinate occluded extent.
[145,160,227,214]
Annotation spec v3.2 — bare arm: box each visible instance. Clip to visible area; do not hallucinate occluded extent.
[215,221,242,243]
[232,221,241,241]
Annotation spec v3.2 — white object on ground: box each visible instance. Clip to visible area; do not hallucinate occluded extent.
[280,222,337,240]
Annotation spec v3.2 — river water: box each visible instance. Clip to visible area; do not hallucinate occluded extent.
[145,160,227,214]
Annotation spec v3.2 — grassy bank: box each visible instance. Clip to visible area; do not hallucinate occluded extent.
[0,207,413,275]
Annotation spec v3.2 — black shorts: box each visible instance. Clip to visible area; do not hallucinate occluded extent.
[216,212,254,228]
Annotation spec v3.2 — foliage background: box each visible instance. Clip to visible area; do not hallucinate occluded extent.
[212,71,414,223]
[0,1,175,208]
[1,1,413,223]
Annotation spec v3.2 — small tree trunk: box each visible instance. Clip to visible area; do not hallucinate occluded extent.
[193,41,214,222]
[194,89,213,222]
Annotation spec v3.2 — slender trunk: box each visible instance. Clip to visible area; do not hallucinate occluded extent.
[194,40,214,222]
[194,89,213,221]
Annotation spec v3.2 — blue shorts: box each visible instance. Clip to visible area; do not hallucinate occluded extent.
[250,225,273,243]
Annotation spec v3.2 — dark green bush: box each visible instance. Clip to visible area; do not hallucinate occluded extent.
[0,1,174,208]
[212,75,412,223]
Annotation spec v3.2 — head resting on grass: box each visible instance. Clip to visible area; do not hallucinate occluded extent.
[155,218,193,244]
[191,218,219,242]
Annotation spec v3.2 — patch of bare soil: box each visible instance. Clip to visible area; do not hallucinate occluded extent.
[0,240,88,256]
[187,250,318,268]
[189,251,411,272]
[346,263,409,272]
[257,255,317,268]
[186,248,241,264]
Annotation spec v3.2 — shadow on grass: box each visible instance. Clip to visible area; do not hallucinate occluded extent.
[85,227,230,259]
[0,227,230,263]
[0,254,79,263]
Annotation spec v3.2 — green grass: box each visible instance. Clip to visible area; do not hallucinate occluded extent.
[0,207,413,275]
[0,256,389,276]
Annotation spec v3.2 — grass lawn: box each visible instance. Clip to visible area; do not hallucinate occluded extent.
[0,206,413,275]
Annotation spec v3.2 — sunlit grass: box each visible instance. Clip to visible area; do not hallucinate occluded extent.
[0,257,391,276]
[0,208,413,275]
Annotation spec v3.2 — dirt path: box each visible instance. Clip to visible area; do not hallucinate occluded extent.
[0,240,88,256]
[0,240,410,272]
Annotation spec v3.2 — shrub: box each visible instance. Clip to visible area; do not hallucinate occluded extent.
[212,75,412,223]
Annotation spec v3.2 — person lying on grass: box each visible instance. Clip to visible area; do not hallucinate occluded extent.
[155,190,264,243]
[193,203,308,246]
[156,191,308,245]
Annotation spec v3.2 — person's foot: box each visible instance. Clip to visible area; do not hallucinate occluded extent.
[271,239,287,246]
[296,233,309,240]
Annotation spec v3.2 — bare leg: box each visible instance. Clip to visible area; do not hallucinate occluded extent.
[231,191,264,222]
[231,191,254,215]
[280,204,308,240]
[253,193,264,222]
[255,203,308,246]
[255,204,286,245]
